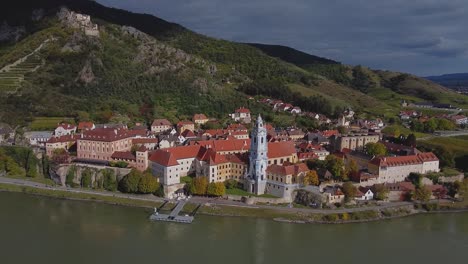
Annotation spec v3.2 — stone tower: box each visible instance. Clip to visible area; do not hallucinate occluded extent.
[245,115,268,195]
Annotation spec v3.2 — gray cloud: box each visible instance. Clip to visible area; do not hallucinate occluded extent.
[96,0,468,76]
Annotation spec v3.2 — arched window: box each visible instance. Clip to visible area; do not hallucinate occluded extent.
[261,137,264,144]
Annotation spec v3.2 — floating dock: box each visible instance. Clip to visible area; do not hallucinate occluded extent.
[149,199,196,224]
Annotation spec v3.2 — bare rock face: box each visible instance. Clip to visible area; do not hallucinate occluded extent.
[76,60,95,85]
[121,26,151,42]
[0,22,25,42]
[192,78,209,93]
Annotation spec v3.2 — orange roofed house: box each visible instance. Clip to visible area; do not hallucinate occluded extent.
[265,163,310,199]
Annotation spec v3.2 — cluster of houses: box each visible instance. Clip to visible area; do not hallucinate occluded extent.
[258,98,302,115]
[17,105,443,205]
[399,110,468,126]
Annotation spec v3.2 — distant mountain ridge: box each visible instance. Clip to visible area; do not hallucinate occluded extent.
[425,73,468,88]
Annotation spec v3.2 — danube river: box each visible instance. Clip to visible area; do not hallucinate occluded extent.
[1,192,467,264]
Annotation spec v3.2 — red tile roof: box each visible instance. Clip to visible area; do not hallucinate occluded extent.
[80,128,133,142]
[268,141,296,158]
[132,138,158,144]
[47,134,81,143]
[181,129,196,138]
[370,152,438,167]
[149,145,204,166]
[191,139,251,153]
[77,122,94,130]
[321,130,339,138]
[193,114,208,121]
[57,123,76,130]
[235,107,250,113]
[266,163,309,176]
[151,119,172,127]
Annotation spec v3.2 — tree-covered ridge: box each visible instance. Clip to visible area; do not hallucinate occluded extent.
[0,0,467,129]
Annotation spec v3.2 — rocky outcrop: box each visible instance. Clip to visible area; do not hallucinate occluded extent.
[61,32,85,53]
[76,60,95,85]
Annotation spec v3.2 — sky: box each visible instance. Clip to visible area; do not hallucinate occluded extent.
[96,0,468,76]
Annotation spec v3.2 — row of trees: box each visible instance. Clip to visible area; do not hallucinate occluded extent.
[118,169,161,195]
[188,177,226,197]
[411,118,456,133]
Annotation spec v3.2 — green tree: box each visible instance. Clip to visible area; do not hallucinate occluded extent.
[189,177,208,196]
[224,179,238,189]
[138,173,159,194]
[436,118,455,131]
[118,169,142,193]
[303,170,319,186]
[424,119,437,133]
[207,182,226,196]
[365,142,387,157]
[404,133,417,147]
[325,155,345,180]
[66,166,76,187]
[342,182,357,202]
[102,169,117,191]
[345,160,359,180]
[374,184,389,200]
[413,186,432,202]
[81,169,93,188]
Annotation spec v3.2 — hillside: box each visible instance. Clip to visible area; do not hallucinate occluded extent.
[0,0,467,128]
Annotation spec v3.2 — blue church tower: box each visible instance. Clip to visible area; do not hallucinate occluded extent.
[246,115,268,195]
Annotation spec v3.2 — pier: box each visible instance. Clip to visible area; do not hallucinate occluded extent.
[149,199,198,224]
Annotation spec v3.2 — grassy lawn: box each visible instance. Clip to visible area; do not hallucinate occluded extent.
[30,117,75,131]
[418,136,468,171]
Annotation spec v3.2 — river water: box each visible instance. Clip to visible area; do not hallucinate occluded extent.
[0,192,467,264]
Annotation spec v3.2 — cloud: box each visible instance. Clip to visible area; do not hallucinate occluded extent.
[96,0,468,75]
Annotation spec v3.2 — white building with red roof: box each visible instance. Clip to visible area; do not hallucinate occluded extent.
[151,119,173,133]
[230,107,251,123]
[368,152,439,184]
[54,123,77,137]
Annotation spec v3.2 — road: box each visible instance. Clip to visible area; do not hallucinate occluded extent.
[0,176,411,214]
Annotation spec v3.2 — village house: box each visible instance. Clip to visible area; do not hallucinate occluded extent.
[46,134,81,157]
[151,119,173,133]
[290,107,302,115]
[354,187,374,201]
[177,121,195,133]
[265,163,310,199]
[450,115,468,125]
[110,145,149,172]
[54,123,77,136]
[384,182,415,201]
[24,131,53,147]
[132,137,159,150]
[230,107,251,123]
[192,114,209,125]
[323,186,345,204]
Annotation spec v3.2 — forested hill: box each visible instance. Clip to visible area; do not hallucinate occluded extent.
[0,0,467,128]
[246,43,339,66]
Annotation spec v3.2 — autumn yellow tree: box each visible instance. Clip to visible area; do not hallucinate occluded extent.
[303,170,319,186]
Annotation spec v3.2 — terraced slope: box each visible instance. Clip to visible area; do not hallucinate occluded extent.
[0,41,47,93]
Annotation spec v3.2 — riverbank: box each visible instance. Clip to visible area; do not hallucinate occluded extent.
[0,181,467,224]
